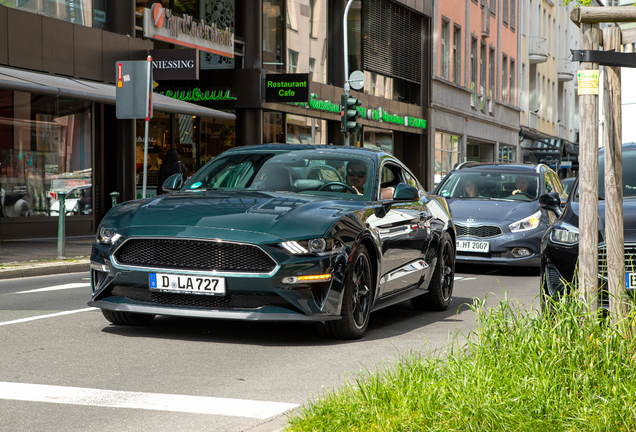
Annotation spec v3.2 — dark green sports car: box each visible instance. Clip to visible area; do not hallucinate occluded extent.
[89,144,456,339]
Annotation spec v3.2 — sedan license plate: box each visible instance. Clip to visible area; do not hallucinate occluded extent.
[626,273,636,290]
[456,240,490,253]
[149,273,226,296]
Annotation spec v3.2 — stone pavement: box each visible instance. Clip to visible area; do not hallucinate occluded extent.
[0,236,93,279]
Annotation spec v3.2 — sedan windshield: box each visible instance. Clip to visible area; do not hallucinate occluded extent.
[182,150,376,201]
[437,171,540,201]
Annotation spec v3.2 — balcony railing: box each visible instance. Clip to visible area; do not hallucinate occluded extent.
[558,58,574,82]
[529,37,548,64]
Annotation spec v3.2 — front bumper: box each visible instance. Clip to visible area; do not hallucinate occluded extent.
[455,228,544,267]
[89,240,349,322]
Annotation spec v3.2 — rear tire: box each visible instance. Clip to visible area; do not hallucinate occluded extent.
[411,232,455,311]
[101,309,155,326]
[322,244,374,340]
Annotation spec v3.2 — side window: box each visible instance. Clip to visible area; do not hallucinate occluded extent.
[381,165,396,184]
[379,163,401,200]
[544,171,553,193]
[549,172,564,195]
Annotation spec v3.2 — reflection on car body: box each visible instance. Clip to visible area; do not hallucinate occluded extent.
[89,145,456,339]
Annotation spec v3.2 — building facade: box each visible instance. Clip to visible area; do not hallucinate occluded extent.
[430,0,521,187]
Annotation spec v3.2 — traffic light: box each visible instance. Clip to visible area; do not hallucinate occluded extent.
[341,94,362,135]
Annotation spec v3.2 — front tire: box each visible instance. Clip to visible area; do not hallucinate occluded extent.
[101,309,155,326]
[322,244,374,339]
[411,232,454,311]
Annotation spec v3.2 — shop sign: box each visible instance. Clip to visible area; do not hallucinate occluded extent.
[265,74,310,103]
[150,49,199,80]
[290,94,427,129]
[157,88,237,102]
[577,70,599,95]
[143,3,234,57]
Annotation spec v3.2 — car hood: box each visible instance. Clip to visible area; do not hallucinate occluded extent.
[570,198,636,243]
[446,198,539,224]
[101,190,361,243]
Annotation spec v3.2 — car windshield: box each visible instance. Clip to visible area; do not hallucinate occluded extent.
[437,171,540,201]
[592,149,636,200]
[182,150,376,201]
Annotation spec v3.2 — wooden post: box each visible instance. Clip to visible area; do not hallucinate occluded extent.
[578,22,601,311]
[571,6,636,25]
[602,27,628,322]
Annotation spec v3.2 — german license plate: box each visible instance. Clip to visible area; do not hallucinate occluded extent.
[626,273,636,290]
[149,273,226,296]
[456,240,490,253]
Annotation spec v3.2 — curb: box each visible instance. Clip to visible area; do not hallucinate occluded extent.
[0,261,90,280]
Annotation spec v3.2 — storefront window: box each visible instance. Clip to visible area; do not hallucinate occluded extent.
[263,112,284,143]
[286,0,328,83]
[200,116,235,163]
[8,0,109,29]
[286,114,326,144]
[363,129,393,154]
[263,0,284,72]
[499,145,516,163]
[0,91,92,217]
[434,132,460,186]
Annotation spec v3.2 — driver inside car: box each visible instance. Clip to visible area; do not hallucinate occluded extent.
[345,161,367,195]
[512,175,529,196]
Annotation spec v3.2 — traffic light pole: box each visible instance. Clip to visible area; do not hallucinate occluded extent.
[343,0,355,146]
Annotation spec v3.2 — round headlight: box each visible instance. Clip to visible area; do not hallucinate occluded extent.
[307,238,327,253]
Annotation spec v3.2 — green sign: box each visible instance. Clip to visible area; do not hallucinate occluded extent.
[157,88,237,102]
[265,73,310,103]
[291,94,426,129]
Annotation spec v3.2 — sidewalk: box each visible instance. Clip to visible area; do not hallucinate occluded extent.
[0,236,93,279]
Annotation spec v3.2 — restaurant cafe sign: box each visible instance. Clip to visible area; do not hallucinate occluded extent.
[143,3,234,57]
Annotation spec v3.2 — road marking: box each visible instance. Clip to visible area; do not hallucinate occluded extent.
[0,382,298,419]
[0,308,97,327]
[14,283,91,294]
[454,277,476,281]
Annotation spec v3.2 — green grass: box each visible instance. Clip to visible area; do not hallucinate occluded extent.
[286,295,636,431]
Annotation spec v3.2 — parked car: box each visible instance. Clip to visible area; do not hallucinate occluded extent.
[434,162,564,270]
[89,144,456,339]
[540,144,636,308]
[561,177,576,197]
[50,185,92,216]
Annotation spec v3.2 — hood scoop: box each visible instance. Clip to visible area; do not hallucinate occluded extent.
[248,197,310,215]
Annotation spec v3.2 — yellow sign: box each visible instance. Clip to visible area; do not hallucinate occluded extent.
[577,70,599,95]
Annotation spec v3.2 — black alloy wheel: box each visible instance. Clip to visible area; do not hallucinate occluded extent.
[322,244,374,339]
[411,232,454,311]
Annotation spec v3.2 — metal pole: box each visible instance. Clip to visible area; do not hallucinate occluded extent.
[143,55,152,198]
[110,191,120,208]
[56,191,67,260]
[343,0,355,146]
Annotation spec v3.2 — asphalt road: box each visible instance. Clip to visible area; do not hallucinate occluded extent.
[0,264,540,432]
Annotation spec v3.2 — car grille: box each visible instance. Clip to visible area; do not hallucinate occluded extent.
[457,251,506,259]
[455,224,503,239]
[598,242,636,279]
[110,285,294,310]
[114,239,277,273]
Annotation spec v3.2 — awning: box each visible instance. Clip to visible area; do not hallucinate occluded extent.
[0,65,235,121]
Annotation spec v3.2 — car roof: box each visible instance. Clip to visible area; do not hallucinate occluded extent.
[453,162,546,173]
[599,143,636,155]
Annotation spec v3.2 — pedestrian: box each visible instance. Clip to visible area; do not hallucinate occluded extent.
[157,148,187,195]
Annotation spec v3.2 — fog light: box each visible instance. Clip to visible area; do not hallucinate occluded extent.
[282,274,332,284]
[511,248,532,258]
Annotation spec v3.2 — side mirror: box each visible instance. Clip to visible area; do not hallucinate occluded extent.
[539,191,562,217]
[393,183,419,201]
[162,173,184,193]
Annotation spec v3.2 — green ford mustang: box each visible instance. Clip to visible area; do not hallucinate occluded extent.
[89,144,456,339]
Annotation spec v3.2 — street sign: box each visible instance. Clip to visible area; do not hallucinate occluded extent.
[115,60,154,120]
[265,73,310,103]
[348,70,365,91]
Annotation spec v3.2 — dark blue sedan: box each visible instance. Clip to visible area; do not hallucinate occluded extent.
[434,162,564,269]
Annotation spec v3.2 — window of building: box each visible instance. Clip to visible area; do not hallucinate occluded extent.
[509,58,516,106]
[453,25,462,85]
[502,54,508,102]
[499,145,516,163]
[489,47,495,101]
[441,19,450,80]
[9,0,109,29]
[263,112,285,143]
[490,0,497,15]
[435,132,461,186]
[287,0,328,83]
[286,114,326,144]
[0,91,92,218]
[503,0,509,25]
[363,129,393,154]
[480,42,487,110]
[510,0,516,30]
[471,36,477,107]
[263,0,284,72]
[466,144,480,162]
[542,75,546,119]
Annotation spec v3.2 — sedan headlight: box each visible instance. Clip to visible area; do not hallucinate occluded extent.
[509,211,542,233]
[280,238,345,256]
[549,223,579,245]
[96,226,121,245]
